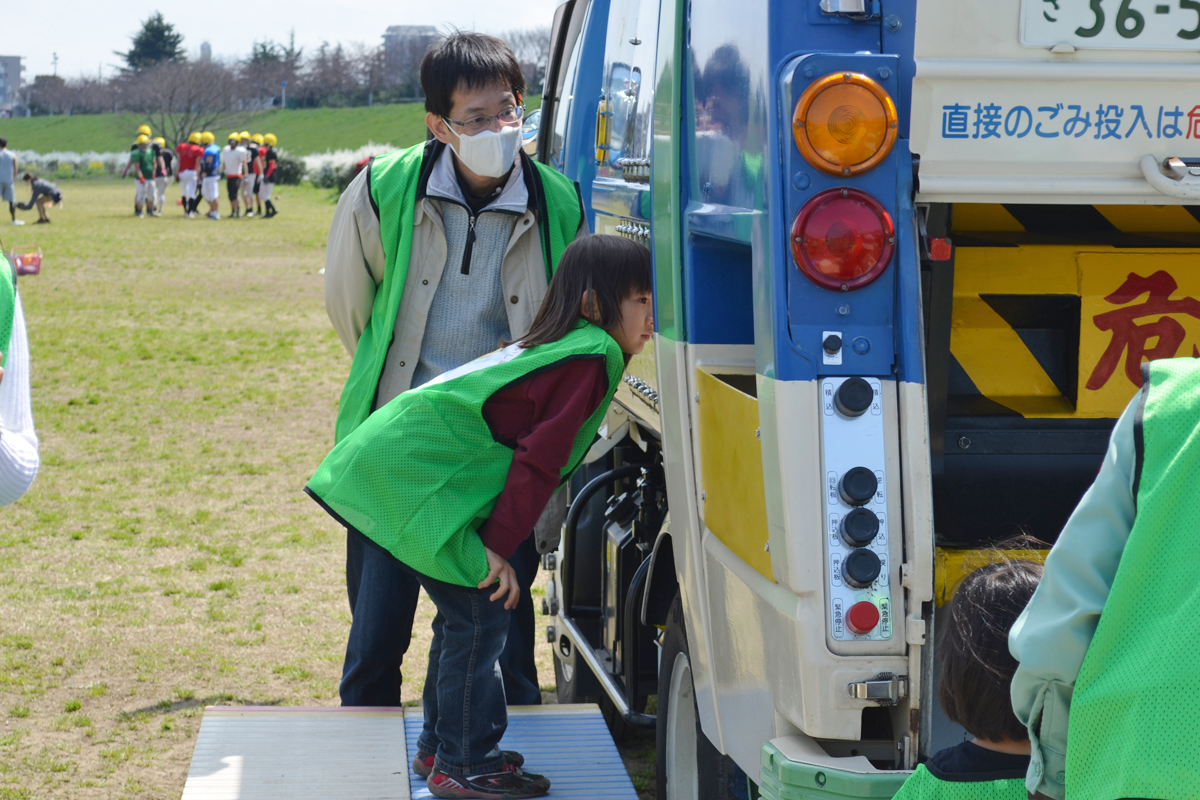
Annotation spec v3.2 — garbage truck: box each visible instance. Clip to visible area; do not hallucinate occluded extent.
[531,0,1200,795]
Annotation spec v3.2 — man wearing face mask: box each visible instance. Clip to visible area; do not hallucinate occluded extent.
[323,32,588,713]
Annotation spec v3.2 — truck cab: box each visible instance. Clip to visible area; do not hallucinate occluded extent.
[534,0,1200,795]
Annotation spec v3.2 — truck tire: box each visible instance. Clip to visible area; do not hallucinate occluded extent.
[656,595,737,800]
[553,645,600,705]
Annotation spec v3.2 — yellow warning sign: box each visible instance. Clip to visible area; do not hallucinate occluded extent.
[1078,253,1200,417]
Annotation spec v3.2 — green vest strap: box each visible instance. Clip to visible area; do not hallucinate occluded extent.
[333,143,584,443]
[1068,356,1200,800]
[892,765,1028,800]
[310,322,623,587]
[0,254,16,368]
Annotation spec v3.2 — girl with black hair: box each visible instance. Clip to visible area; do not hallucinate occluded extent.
[307,234,652,798]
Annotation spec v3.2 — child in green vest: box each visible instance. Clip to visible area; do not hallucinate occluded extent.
[307,234,652,799]
[894,557,1042,800]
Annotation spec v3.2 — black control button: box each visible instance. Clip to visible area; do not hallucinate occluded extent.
[842,548,881,589]
[840,508,879,547]
[834,377,873,417]
[823,334,842,354]
[839,467,878,506]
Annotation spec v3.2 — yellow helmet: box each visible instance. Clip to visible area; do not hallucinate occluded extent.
[228,131,240,141]
[136,134,150,145]
[263,133,277,147]
[201,131,215,144]
[137,124,152,136]
[153,137,166,148]
[251,133,265,145]
[188,132,202,144]
[239,130,251,140]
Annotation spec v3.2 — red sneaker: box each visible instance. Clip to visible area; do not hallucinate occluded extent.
[426,762,550,799]
[412,750,524,779]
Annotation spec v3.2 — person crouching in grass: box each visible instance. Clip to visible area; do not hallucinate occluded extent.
[892,556,1043,800]
[17,174,63,225]
[306,235,653,799]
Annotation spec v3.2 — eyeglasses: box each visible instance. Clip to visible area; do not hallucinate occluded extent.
[443,104,525,136]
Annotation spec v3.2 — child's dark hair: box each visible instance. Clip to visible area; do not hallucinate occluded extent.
[519,234,652,349]
[421,33,526,118]
[0,137,7,148]
[937,555,1043,742]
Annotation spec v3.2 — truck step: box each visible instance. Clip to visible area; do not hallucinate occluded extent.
[180,704,640,799]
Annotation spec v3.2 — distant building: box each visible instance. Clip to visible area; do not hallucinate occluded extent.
[200,42,212,62]
[382,26,438,93]
[0,55,24,117]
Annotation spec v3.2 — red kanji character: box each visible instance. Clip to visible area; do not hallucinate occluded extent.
[1188,105,1200,139]
[1086,271,1200,390]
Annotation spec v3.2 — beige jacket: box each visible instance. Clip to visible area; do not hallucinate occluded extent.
[324,144,586,408]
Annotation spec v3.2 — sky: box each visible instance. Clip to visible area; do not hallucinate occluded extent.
[1,1,563,82]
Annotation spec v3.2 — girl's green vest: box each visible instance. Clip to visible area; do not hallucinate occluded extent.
[0,254,15,367]
[892,765,1027,800]
[334,141,584,444]
[308,322,624,587]
[1067,357,1200,800]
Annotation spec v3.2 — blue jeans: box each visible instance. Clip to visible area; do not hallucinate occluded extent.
[341,529,422,706]
[416,573,511,777]
[500,537,542,706]
[340,529,541,707]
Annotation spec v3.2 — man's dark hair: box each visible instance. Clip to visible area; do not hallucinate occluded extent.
[937,555,1043,742]
[518,235,651,353]
[421,32,526,118]
[22,173,33,182]
[0,137,7,148]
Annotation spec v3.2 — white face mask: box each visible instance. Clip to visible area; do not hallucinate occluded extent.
[445,123,522,179]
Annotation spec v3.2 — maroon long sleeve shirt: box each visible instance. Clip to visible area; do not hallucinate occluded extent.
[476,357,610,559]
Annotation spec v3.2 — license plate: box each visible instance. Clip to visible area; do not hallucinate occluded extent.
[1021,0,1200,50]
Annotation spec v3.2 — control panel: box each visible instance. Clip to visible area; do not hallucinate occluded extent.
[821,376,892,642]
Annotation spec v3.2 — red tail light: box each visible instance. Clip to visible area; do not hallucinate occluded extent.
[791,188,894,291]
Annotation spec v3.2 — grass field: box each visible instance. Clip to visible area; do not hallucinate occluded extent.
[0,181,650,799]
[0,98,541,157]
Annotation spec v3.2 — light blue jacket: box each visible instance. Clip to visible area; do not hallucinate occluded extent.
[1008,393,1139,800]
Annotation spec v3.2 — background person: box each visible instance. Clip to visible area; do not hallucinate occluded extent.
[258,133,278,218]
[0,138,20,226]
[239,132,257,216]
[121,134,160,218]
[152,137,173,218]
[176,132,204,219]
[249,134,265,217]
[322,32,587,710]
[199,132,222,220]
[892,557,1042,800]
[308,235,652,798]
[122,125,153,215]
[17,174,62,224]
[219,133,247,219]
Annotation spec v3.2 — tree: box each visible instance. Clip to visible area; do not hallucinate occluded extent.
[28,75,70,115]
[121,60,246,145]
[354,44,386,107]
[118,13,186,72]
[241,34,303,108]
[501,27,552,96]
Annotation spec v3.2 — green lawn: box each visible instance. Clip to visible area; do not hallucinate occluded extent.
[0,97,541,156]
[0,181,562,799]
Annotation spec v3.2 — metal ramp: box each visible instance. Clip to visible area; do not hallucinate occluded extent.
[182,704,640,800]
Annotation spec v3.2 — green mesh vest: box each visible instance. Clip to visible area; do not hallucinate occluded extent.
[308,322,624,587]
[333,141,584,444]
[892,765,1027,800]
[0,254,15,367]
[1066,357,1200,800]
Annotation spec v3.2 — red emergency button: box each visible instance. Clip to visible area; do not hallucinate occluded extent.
[847,601,880,635]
